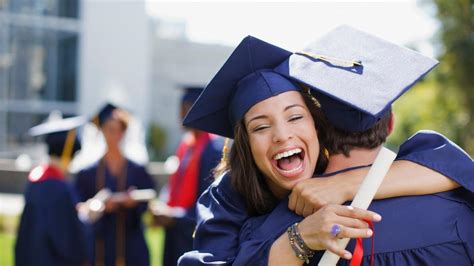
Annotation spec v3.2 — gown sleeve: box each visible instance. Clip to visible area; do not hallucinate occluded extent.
[131,162,156,215]
[396,130,474,192]
[126,161,156,228]
[178,172,248,265]
[233,199,301,266]
[186,138,224,221]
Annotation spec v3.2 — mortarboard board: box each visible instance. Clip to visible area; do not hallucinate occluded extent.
[181,86,204,105]
[29,115,86,158]
[183,36,296,138]
[274,25,439,132]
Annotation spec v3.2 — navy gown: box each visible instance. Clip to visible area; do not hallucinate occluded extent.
[233,180,474,265]
[163,135,224,266]
[15,165,88,266]
[74,159,155,266]
[178,130,474,265]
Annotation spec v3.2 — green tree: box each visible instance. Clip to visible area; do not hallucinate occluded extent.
[387,77,467,150]
[424,0,474,154]
[148,123,168,161]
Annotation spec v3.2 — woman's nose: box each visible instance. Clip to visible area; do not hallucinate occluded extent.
[272,123,293,143]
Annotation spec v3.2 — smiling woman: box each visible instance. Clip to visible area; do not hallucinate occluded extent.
[231,89,327,214]
[245,91,320,200]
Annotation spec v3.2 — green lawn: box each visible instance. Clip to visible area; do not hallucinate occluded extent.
[0,231,15,266]
[0,214,164,266]
[146,226,165,266]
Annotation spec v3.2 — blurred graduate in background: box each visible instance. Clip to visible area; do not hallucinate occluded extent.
[74,103,155,266]
[15,113,89,266]
[150,87,224,266]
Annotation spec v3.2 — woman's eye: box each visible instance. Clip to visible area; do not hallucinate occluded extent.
[289,115,303,122]
[253,125,269,132]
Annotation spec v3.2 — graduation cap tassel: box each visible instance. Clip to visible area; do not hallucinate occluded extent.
[220,138,230,164]
[295,52,362,68]
[60,129,76,171]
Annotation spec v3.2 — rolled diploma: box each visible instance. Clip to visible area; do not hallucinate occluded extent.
[318,146,397,266]
[110,189,157,202]
[80,189,157,223]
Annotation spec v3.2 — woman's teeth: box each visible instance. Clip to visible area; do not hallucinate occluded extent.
[273,148,302,160]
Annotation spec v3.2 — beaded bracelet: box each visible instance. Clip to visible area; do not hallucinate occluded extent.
[287,222,315,264]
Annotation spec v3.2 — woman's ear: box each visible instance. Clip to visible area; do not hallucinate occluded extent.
[387,112,395,136]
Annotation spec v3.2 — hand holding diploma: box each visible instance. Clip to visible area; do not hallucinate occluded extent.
[318,146,397,266]
[148,199,187,227]
[78,188,157,223]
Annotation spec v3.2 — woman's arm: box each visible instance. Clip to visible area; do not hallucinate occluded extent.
[374,160,458,198]
[289,131,471,217]
[289,160,458,217]
[178,172,248,265]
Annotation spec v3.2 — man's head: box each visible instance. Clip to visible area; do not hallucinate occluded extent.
[180,87,203,124]
[29,114,86,169]
[322,110,394,156]
[93,103,130,148]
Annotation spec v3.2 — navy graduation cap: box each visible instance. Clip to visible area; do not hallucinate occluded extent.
[29,115,86,157]
[181,86,204,104]
[274,25,439,132]
[183,36,296,138]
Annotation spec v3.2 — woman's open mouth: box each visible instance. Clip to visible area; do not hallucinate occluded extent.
[271,148,305,178]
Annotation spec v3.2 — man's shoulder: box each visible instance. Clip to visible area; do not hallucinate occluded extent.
[370,187,473,215]
[396,129,474,193]
[399,129,471,159]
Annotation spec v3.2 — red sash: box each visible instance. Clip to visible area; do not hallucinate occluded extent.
[28,164,64,182]
[167,132,212,208]
[350,220,375,266]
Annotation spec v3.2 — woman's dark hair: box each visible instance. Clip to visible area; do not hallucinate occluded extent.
[215,90,328,216]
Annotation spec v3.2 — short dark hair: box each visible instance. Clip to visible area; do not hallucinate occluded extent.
[322,110,392,157]
[45,132,81,157]
[216,90,329,216]
[100,108,130,131]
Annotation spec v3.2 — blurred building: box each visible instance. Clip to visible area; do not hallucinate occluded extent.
[150,35,232,157]
[0,0,80,158]
[0,0,232,162]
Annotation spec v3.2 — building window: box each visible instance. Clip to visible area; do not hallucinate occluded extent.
[0,0,79,152]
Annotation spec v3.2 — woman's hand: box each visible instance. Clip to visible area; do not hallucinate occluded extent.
[297,204,381,259]
[268,204,381,265]
[121,194,138,208]
[104,198,120,213]
[289,174,364,217]
[149,201,177,227]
